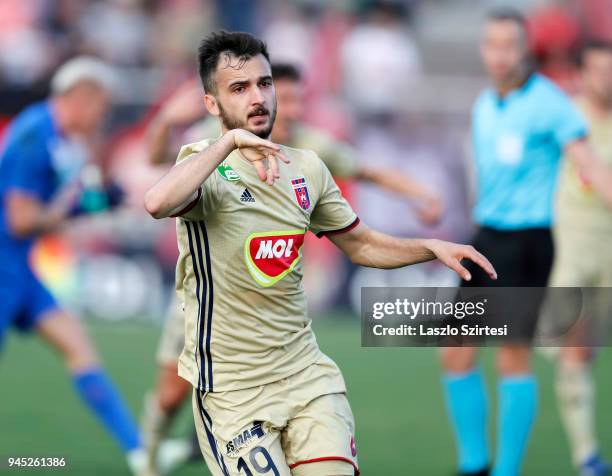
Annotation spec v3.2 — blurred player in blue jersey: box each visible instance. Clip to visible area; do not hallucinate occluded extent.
[440,9,612,476]
[0,57,150,476]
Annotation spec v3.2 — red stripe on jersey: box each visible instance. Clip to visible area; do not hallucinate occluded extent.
[316,217,361,238]
[171,188,202,218]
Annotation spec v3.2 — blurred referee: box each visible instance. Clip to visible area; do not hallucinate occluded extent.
[440,9,611,476]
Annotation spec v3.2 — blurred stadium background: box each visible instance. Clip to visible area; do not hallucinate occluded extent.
[1,0,611,475]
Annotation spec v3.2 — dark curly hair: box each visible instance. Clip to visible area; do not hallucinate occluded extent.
[197,30,270,94]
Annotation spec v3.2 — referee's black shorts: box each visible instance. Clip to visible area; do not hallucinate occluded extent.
[462,226,554,287]
[458,226,554,344]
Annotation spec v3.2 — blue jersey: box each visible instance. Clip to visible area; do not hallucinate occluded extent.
[471,74,588,230]
[0,101,86,267]
[0,101,93,343]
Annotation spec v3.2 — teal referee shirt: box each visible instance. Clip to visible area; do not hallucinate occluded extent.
[472,73,588,230]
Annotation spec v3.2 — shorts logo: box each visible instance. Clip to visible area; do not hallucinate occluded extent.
[291,177,311,210]
[225,421,267,457]
[244,230,306,287]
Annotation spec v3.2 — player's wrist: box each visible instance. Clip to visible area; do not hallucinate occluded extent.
[421,238,441,258]
[208,131,240,164]
[225,129,243,151]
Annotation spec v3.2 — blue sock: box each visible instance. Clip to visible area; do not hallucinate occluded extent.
[72,368,141,452]
[443,370,489,473]
[492,375,538,476]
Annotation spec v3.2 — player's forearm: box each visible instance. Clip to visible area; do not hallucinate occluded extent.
[566,140,612,207]
[358,167,432,201]
[348,228,436,268]
[332,222,495,280]
[144,132,235,219]
[586,163,612,207]
[147,116,176,166]
[9,207,62,237]
[7,182,81,237]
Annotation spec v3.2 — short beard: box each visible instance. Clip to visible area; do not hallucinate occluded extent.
[218,101,277,139]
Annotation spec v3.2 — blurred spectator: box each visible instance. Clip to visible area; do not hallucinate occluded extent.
[305,6,353,97]
[263,3,316,71]
[77,0,151,66]
[340,0,421,117]
[529,2,581,92]
[0,0,56,113]
[149,0,214,70]
[216,0,258,32]
[577,0,612,42]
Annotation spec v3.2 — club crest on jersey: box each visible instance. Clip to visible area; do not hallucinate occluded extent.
[244,230,306,287]
[225,421,267,457]
[291,177,311,210]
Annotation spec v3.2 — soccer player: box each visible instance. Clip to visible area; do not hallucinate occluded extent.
[440,10,611,476]
[145,30,496,476]
[0,57,149,476]
[141,62,442,474]
[548,40,612,476]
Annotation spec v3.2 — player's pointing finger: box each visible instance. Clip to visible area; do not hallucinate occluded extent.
[252,160,268,182]
[276,150,290,164]
[268,155,280,181]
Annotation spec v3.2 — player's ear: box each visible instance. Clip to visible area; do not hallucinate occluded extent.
[204,94,220,117]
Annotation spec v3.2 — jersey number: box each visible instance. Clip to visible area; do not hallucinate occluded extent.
[237,446,279,475]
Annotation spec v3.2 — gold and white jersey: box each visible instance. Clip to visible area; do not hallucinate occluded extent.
[557,98,612,233]
[174,138,358,392]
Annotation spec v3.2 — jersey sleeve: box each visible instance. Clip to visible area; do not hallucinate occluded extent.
[547,89,588,147]
[308,151,359,238]
[172,140,221,221]
[317,134,359,179]
[3,132,50,201]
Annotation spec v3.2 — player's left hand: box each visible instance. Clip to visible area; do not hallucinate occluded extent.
[426,239,497,282]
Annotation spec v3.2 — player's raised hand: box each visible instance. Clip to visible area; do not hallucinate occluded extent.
[231,129,289,185]
[426,239,497,282]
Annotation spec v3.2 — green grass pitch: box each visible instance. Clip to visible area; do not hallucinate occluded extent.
[1,314,610,475]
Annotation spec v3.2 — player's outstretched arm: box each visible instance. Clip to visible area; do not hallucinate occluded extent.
[145,129,288,219]
[328,221,497,282]
[357,166,443,224]
[5,179,83,238]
